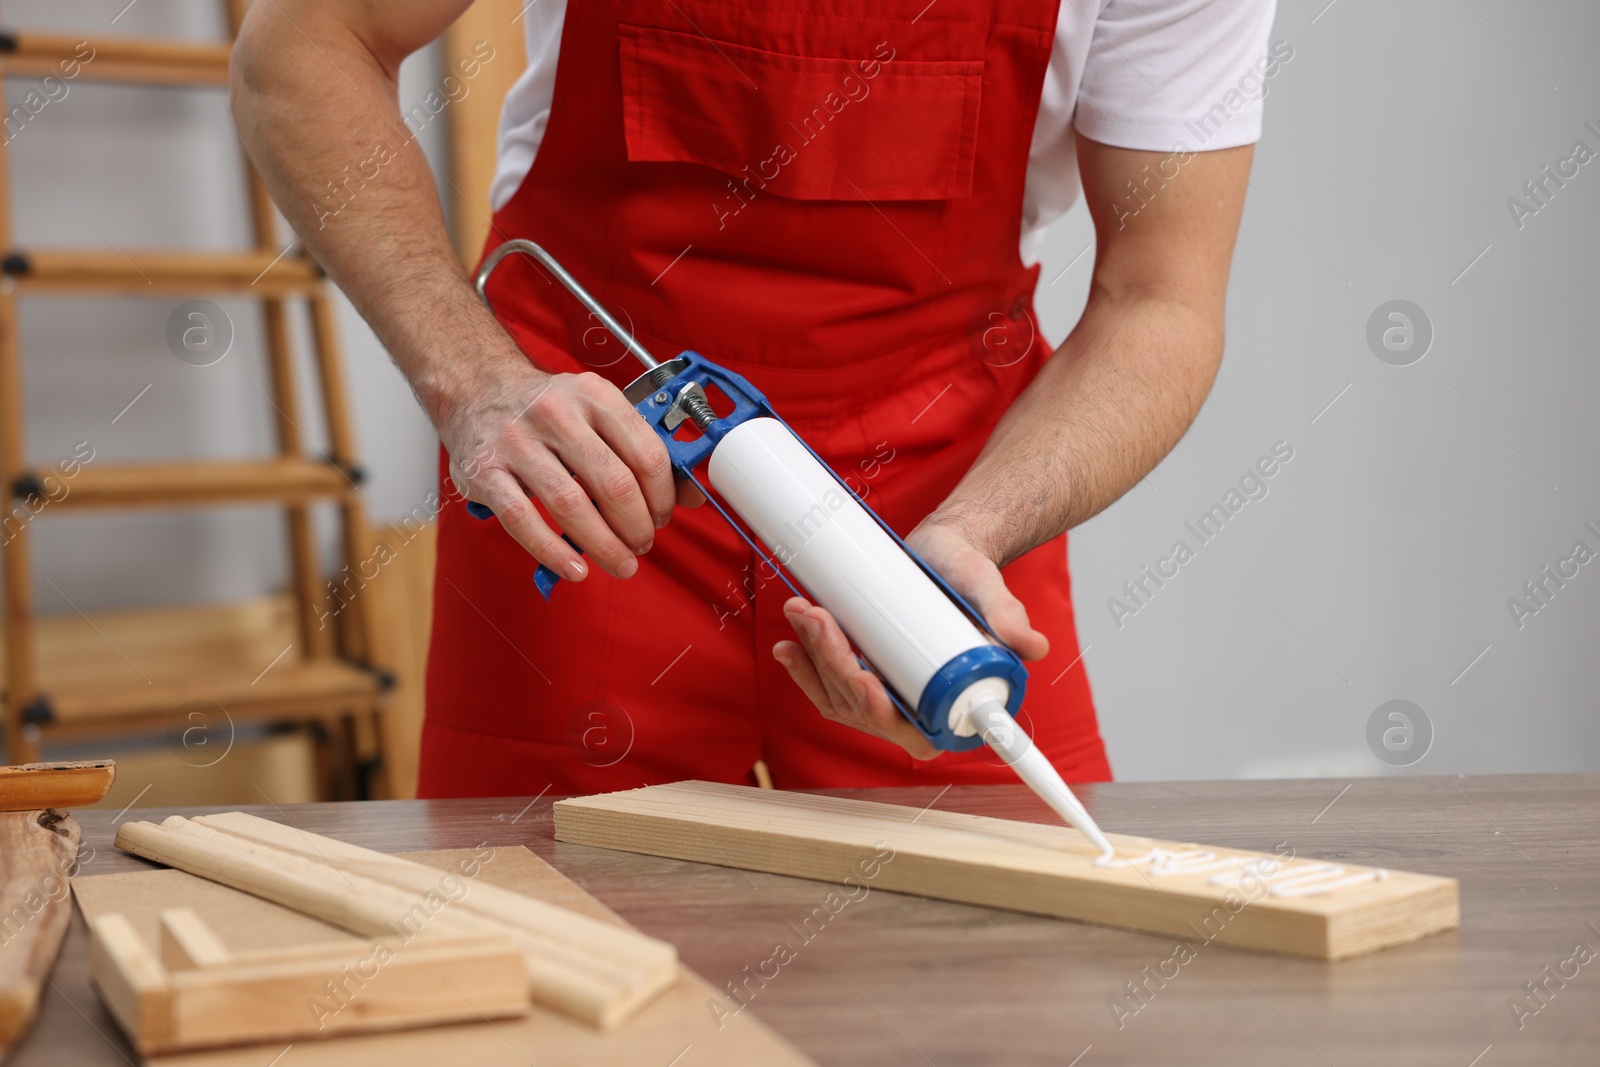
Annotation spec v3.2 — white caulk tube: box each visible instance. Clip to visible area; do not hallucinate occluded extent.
[708,418,1112,852]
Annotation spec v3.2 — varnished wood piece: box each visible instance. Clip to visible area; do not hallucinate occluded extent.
[0,762,115,811]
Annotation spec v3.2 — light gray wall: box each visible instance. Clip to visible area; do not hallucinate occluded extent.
[9,0,441,615]
[9,1,1596,780]
[1035,0,1600,780]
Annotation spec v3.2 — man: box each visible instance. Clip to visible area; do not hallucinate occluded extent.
[231,0,1274,797]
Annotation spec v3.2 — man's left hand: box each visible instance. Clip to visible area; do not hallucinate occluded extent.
[772,522,1049,759]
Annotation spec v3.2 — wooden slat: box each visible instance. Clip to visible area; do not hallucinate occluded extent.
[0,34,231,87]
[442,1,528,265]
[307,290,394,798]
[34,457,353,510]
[7,249,320,296]
[223,0,333,664]
[93,907,528,1054]
[0,810,81,1055]
[42,658,382,735]
[164,937,527,1052]
[5,594,296,693]
[553,781,1462,961]
[115,815,680,1029]
[364,521,436,799]
[72,846,813,1066]
[157,909,232,971]
[0,74,37,761]
[86,914,172,1052]
[0,760,115,811]
[193,811,678,999]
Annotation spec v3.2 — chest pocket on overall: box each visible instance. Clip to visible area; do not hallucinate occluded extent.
[617,22,984,202]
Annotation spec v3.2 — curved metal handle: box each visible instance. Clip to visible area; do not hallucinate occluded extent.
[474,238,660,371]
[468,239,656,598]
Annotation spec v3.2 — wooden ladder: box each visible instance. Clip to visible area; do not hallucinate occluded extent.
[0,4,393,797]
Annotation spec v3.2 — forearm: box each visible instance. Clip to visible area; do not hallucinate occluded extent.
[925,137,1251,567]
[925,291,1222,566]
[229,1,521,426]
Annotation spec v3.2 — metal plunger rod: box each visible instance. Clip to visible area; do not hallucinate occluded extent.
[474,239,661,371]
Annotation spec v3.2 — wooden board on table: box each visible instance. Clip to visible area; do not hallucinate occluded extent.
[0,810,82,1056]
[553,781,1460,961]
[73,846,814,1066]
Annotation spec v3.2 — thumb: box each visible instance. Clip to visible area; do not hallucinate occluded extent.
[964,569,1049,661]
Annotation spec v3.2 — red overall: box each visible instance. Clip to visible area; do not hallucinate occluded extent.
[419,0,1111,798]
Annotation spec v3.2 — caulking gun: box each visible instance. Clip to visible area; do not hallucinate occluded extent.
[468,240,1113,855]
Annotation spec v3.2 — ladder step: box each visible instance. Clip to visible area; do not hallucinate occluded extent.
[0,32,231,87]
[41,659,385,737]
[27,458,356,510]
[6,249,322,296]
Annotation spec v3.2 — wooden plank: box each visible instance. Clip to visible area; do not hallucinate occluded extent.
[442,0,528,265]
[0,761,115,810]
[45,659,376,735]
[553,781,1461,961]
[115,816,677,1029]
[40,458,353,511]
[363,521,436,798]
[44,658,380,732]
[91,909,527,1054]
[165,937,526,1052]
[190,811,676,995]
[157,909,232,971]
[87,914,173,1052]
[8,250,321,296]
[305,290,395,798]
[6,595,297,692]
[72,847,814,1066]
[0,811,83,1055]
[0,101,36,762]
[0,35,231,87]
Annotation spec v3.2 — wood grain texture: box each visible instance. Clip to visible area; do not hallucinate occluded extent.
[156,911,231,972]
[13,777,1600,1066]
[189,811,675,987]
[442,0,528,265]
[0,763,115,811]
[87,908,527,1054]
[72,846,812,1066]
[362,521,436,799]
[0,34,231,87]
[113,815,675,1029]
[9,250,323,297]
[0,809,82,1055]
[554,781,1459,960]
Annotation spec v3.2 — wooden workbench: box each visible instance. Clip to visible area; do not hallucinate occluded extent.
[15,774,1600,1065]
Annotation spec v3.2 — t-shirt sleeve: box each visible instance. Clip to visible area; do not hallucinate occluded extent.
[1073,0,1279,153]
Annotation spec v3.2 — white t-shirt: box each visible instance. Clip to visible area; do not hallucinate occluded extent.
[490,0,1279,263]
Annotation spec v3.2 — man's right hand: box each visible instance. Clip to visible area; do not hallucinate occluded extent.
[439,356,694,581]
[230,0,699,581]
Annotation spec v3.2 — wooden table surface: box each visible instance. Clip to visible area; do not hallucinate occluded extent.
[16,774,1600,1066]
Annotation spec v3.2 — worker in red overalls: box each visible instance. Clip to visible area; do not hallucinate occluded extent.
[232,0,1270,797]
